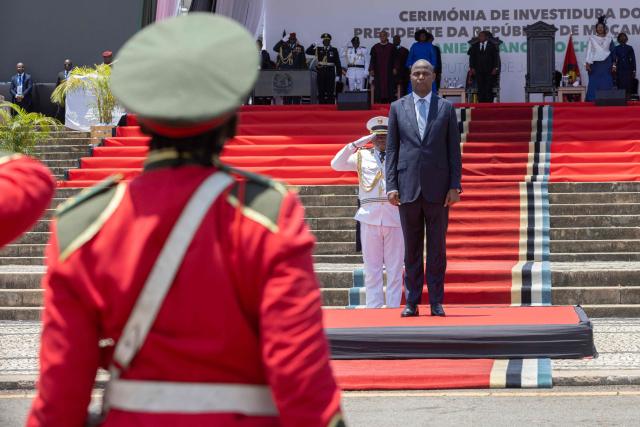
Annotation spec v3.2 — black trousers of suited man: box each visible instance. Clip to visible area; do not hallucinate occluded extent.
[317,66,337,104]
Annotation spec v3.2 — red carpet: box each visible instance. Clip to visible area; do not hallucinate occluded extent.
[62,104,555,307]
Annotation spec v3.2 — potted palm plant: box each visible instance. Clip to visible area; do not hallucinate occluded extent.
[51,63,118,143]
[0,102,60,155]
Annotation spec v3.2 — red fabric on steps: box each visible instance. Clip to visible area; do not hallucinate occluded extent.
[332,359,494,390]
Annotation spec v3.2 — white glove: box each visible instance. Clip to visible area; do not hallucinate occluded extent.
[352,134,375,148]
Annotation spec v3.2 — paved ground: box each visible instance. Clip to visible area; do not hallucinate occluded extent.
[2,387,640,426]
[3,318,640,386]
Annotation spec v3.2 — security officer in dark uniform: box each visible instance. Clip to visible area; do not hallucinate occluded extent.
[273,31,307,104]
[306,33,342,104]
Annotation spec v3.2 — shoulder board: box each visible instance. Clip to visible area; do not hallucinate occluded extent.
[221,165,287,233]
[56,175,125,262]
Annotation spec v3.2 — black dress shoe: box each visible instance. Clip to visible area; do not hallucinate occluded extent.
[430,303,446,317]
[401,304,419,317]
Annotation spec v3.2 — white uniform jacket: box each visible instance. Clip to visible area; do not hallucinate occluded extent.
[331,142,401,228]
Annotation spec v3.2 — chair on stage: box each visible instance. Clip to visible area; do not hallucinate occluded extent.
[465,70,501,103]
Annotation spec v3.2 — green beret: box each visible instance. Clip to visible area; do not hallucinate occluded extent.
[111,13,258,136]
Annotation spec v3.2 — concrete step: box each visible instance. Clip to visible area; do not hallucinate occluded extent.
[314,254,362,263]
[551,215,640,228]
[299,195,357,207]
[550,252,640,262]
[37,159,79,168]
[30,221,52,233]
[0,244,47,257]
[34,151,86,161]
[0,307,41,321]
[295,186,357,196]
[581,304,640,318]
[550,203,640,216]
[0,290,42,307]
[0,257,45,266]
[551,227,640,241]
[305,206,357,218]
[553,287,640,305]
[550,192,640,204]
[32,145,91,154]
[548,182,640,193]
[13,233,49,245]
[307,217,355,230]
[552,240,640,253]
[1,290,639,319]
[0,270,44,289]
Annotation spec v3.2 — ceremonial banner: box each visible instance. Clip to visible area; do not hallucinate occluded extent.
[264,0,640,101]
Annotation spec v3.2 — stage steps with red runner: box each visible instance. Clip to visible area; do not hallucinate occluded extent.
[29,105,640,315]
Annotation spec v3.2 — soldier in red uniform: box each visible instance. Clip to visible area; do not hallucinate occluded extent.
[27,14,344,427]
[0,152,55,248]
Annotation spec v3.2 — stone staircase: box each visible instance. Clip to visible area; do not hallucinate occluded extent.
[1,135,640,319]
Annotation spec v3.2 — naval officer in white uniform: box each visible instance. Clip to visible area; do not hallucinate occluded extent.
[331,116,404,308]
[343,36,369,91]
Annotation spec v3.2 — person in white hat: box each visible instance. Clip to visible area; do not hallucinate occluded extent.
[331,116,404,308]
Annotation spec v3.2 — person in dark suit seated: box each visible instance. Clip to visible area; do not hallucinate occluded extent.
[55,59,73,121]
[468,31,499,102]
[386,59,462,318]
[10,63,34,112]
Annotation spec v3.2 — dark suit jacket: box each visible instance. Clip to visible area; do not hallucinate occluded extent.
[10,73,33,104]
[468,42,499,73]
[56,70,71,86]
[386,93,462,204]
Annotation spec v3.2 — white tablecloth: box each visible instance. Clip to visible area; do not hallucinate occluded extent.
[65,85,124,131]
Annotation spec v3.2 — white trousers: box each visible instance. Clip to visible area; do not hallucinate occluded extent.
[360,223,405,308]
[346,67,368,91]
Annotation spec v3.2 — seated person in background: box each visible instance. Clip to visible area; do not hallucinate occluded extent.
[331,116,404,308]
[10,62,34,112]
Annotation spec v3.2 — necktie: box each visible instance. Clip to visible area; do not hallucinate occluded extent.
[418,98,427,139]
[379,151,386,163]
[482,42,486,52]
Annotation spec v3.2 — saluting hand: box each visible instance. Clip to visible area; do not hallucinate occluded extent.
[352,134,375,148]
[444,189,460,207]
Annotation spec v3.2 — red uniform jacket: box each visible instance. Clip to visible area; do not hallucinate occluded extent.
[27,163,342,427]
[0,152,55,248]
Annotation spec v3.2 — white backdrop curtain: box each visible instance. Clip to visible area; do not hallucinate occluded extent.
[156,0,180,21]
[215,0,264,37]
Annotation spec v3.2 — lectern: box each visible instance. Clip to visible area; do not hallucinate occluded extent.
[524,21,558,102]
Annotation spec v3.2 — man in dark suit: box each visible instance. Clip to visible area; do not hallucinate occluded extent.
[55,59,73,121]
[393,35,410,98]
[386,59,462,317]
[10,62,34,112]
[468,31,499,103]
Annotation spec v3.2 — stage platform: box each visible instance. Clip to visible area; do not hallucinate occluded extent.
[324,305,595,360]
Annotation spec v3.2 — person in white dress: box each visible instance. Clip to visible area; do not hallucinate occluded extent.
[331,116,404,308]
[585,16,614,101]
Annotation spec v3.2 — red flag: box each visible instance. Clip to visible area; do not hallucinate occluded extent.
[562,35,581,81]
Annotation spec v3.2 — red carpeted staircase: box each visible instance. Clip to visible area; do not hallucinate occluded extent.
[59,103,628,390]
